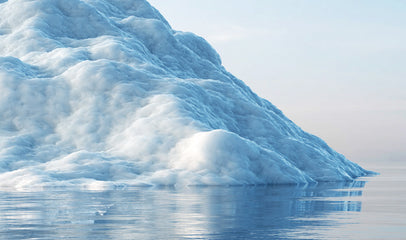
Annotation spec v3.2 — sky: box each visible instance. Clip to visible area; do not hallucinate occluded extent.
[148,0,406,168]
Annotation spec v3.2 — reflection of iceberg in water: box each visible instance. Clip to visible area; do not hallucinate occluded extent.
[0,181,365,239]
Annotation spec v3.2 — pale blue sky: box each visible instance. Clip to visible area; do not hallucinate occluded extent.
[149,0,406,167]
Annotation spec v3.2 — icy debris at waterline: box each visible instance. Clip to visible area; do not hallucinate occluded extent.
[0,0,369,190]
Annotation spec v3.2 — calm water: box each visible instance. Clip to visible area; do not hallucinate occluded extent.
[0,163,404,240]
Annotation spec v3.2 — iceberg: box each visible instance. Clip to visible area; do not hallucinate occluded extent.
[0,0,369,189]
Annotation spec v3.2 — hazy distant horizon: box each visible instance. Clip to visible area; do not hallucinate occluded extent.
[149,0,406,167]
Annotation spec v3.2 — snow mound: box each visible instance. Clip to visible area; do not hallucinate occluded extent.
[0,0,369,190]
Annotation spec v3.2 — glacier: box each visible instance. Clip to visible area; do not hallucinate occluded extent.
[0,0,369,190]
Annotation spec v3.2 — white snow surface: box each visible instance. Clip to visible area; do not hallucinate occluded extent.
[0,0,369,190]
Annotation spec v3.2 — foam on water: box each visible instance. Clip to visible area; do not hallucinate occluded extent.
[0,0,369,190]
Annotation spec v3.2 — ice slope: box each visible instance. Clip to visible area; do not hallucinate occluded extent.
[0,0,369,189]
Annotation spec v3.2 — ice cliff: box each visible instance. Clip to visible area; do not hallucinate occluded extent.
[0,0,369,189]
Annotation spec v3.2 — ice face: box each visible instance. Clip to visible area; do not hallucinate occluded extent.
[0,0,369,190]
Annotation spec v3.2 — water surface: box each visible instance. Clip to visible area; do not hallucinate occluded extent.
[1,163,404,239]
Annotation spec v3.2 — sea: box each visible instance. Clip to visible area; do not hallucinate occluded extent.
[1,160,404,240]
